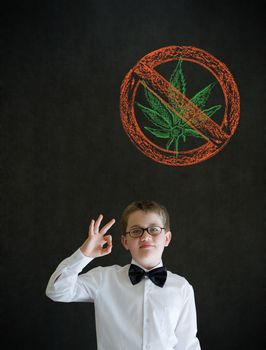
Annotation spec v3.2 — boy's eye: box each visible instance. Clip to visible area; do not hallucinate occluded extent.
[131,228,142,235]
[149,226,161,234]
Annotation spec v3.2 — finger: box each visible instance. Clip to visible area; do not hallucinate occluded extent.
[102,235,112,255]
[100,218,116,235]
[88,219,95,237]
[104,235,112,246]
[94,214,103,233]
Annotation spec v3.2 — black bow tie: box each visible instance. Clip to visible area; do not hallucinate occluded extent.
[129,264,167,288]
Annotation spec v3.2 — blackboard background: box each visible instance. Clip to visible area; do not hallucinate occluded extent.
[1,1,265,349]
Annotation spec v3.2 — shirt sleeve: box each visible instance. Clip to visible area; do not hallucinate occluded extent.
[174,284,201,350]
[45,249,102,303]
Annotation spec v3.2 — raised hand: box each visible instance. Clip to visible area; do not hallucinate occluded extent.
[80,214,116,258]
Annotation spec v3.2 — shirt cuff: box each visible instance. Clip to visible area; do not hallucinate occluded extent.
[64,248,94,272]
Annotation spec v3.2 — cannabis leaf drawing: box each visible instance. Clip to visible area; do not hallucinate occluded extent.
[136,61,222,154]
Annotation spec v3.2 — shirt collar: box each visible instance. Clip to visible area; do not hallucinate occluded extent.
[131,259,163,272]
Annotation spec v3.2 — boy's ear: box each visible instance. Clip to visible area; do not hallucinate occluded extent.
[164,231,172,247]
[121,235,129,250]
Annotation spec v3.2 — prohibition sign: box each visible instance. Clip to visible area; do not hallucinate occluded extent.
[120,46,240,166]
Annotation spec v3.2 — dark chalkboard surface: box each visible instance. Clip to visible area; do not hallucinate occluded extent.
[2,1,264,349]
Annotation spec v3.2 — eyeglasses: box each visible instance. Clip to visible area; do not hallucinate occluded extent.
[125,226,165,238]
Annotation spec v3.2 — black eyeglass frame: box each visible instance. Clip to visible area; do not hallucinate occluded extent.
[125,226,165,238]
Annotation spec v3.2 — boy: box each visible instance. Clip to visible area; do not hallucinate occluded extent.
[46,200,201,350]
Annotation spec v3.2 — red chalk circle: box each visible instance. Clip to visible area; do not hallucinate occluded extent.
[120,46,240,166]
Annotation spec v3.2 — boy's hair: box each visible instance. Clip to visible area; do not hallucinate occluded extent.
[120,200,170,235]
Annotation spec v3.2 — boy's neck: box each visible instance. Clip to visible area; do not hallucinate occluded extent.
[131,258,163,271]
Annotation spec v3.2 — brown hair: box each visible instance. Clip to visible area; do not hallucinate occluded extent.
[120,200,170,235]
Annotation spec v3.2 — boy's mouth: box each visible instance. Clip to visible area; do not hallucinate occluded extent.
[140,244,155,249]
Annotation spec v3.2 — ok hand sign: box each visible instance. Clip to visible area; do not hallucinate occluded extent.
[80,214,116,258]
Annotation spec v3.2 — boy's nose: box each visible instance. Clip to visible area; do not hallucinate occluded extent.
[140,229,152,241]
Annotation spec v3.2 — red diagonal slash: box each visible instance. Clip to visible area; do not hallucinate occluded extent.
[134,62,228,146]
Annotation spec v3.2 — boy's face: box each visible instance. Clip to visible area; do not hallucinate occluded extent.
[121,210,171,270]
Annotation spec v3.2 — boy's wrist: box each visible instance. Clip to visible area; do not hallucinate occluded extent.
[79,247,95,260]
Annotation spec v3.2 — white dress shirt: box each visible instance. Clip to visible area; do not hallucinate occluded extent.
[46,249,201,350]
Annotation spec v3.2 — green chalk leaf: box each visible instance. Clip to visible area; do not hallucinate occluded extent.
[136,61,222,156]
[191,82,216,110]
[136,102,170,129]
[144,127,170,139]
[169,60,186,96]
[203,104,222,117]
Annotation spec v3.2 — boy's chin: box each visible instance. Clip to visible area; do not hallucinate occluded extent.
[133,253,162,269]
